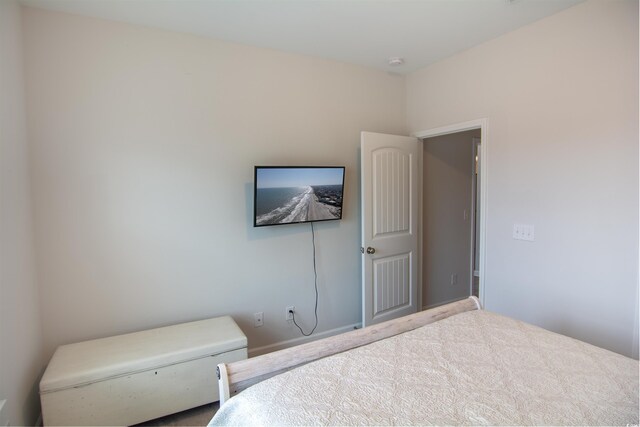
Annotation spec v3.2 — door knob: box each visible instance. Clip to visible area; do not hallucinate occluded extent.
[366,247,376,254]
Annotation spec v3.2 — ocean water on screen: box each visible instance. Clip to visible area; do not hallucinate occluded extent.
[255,187,311,225]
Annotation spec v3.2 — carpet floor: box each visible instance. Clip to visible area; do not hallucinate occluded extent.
[134,402,219,427]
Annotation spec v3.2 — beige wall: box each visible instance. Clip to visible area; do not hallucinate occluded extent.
[23,7,407,360]
[0,1,44,425]
[423,129,479,308]
[6,4,637,423]
[407,0,639,357]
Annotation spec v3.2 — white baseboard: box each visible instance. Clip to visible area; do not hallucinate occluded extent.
[248,322,361,358]
[423,296,469,311]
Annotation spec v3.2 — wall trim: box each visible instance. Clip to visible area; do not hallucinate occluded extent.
[633,276,639,359]
[248,322,361,358]
[0,400,8,427]
[413,119,487,139]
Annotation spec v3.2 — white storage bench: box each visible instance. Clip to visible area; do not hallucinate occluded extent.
[39,316,247,426]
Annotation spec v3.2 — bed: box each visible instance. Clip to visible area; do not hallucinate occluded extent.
[210,297,639,426]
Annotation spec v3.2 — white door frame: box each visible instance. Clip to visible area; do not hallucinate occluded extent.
[470,137,481,295]
[412,118,488,308]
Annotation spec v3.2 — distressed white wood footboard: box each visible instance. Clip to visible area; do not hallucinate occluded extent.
[217,296,481,405]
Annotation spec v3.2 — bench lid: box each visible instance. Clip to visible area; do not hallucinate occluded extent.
[40,316,247,393]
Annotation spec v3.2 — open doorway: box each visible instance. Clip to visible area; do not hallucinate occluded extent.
[359,120,487,325]
[413,118,488,310]
[421,129,480,308]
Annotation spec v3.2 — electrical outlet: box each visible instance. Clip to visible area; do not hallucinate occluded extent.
[286,306,295,321]
[253,312,264,327]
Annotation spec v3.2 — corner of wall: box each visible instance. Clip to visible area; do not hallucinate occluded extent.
[0,0,45,425]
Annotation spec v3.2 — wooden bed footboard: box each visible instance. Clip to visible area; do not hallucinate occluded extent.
[217,296,481,405]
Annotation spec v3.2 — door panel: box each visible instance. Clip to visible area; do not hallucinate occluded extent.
[361,131,419,326]
[373,149,411,236]
[373,253,411,317]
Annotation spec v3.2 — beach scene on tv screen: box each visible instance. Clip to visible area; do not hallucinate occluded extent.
[255,168,344,226]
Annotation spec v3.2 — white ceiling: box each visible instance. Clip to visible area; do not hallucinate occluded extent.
[20,0,584,74]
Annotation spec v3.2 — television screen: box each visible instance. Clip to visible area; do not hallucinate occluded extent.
[254,166,345,227]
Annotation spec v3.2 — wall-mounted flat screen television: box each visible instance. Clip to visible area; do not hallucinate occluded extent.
[254,166,345,227]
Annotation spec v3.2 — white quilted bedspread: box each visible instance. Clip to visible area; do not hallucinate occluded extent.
[210,310,639,426]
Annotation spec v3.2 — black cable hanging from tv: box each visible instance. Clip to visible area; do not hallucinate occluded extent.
[291,221,319,336]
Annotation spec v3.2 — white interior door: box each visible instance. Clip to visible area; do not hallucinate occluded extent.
[361,131,419,326]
